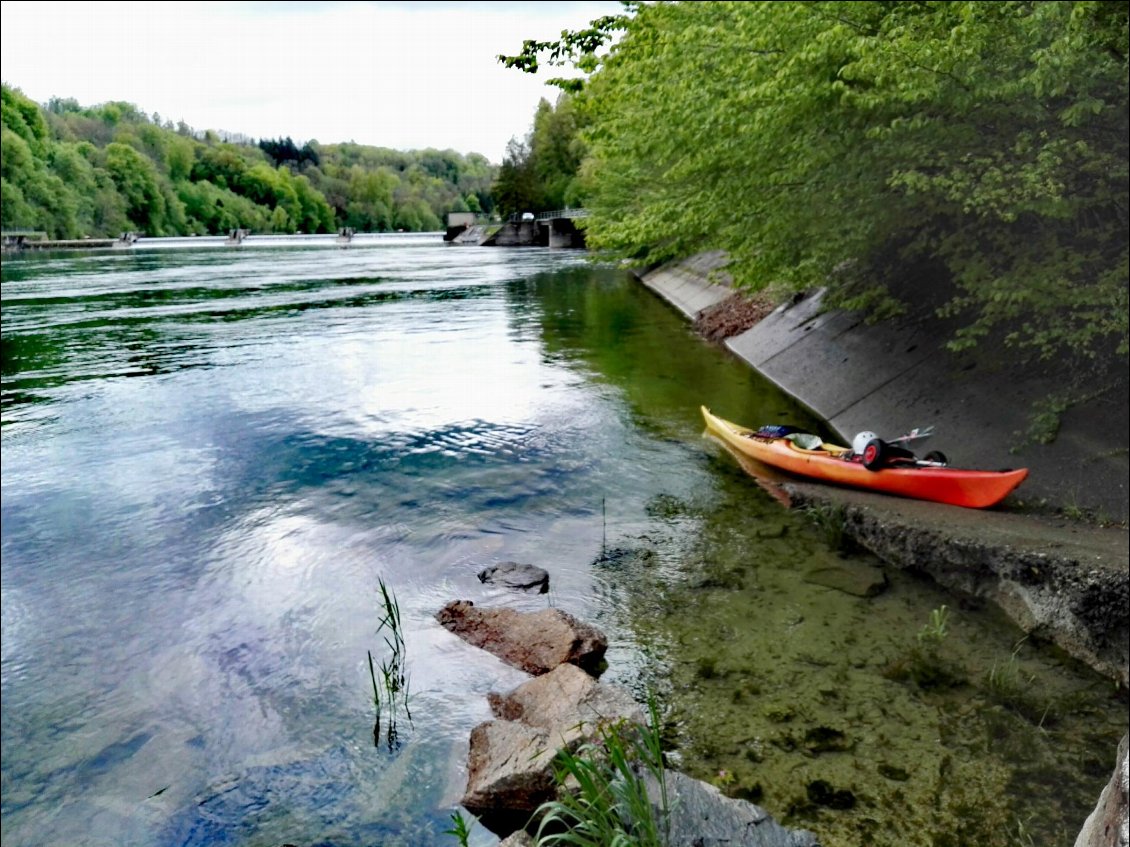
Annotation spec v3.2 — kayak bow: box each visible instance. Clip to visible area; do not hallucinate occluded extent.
[701,406,1028,509]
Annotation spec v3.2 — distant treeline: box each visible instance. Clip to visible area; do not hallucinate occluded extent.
[1,84,495,238]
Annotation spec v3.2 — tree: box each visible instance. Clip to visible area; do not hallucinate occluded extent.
[2,86,500,237]
[492,136,543,217]
[104,141,168,234]
[505,1,1128,360]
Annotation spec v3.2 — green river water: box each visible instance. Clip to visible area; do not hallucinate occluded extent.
[1,235,1123,847]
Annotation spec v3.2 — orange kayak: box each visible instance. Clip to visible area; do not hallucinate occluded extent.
[701,407,1028,509]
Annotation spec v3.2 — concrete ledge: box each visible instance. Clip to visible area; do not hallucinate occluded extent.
[785,482,1129,687]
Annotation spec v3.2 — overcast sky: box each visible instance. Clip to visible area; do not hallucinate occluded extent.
[0,0,623,163]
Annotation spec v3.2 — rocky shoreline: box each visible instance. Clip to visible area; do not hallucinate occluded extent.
[420,260,1128,847]
[436,598,820,846]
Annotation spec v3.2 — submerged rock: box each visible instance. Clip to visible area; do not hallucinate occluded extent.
[435,600,607,675]
[804,726,852,754]
[807,779,856,810]
[477,562,550,594]
[803,561,888,598]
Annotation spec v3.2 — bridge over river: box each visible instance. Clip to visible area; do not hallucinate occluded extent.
[444,208,589,248]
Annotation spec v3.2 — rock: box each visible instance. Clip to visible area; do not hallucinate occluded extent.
[638,767,820,847]
[477,562,549,594]
[498,832,535,847]
[804,725,851,754]
[461,720,557,835]
[786,486,1129,687]
[807,779,855,810]
[447,601,816,845]
[1075,733,1129,847]
[436,600,608,675]
[803,561,888,598]
[487,663,646,744]
[461,665,644,835]
[878,762,911,782]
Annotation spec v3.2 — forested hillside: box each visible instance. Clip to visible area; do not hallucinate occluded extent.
[0,85,494,237]
[502,0,1128,362]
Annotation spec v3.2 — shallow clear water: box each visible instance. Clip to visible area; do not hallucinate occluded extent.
[2,236,1123,847]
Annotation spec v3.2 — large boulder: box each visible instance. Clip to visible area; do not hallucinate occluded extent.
[461,720,558,835]
[436,600,607,675]
[461,664,644,834]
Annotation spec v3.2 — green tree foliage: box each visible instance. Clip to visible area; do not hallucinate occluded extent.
[1,84,498,237]
[505,1,1129,360]
[258,136,320,169]
[492,94,588,217]
[103,142,172,235]
[493,137,543,217]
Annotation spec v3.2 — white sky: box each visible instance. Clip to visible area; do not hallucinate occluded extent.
[0,0,623,163]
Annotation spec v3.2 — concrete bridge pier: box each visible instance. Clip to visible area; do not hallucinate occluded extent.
[546,218,585,249]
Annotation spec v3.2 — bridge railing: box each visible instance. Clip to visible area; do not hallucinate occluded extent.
[506,209,590,223]
[536,208,589,221]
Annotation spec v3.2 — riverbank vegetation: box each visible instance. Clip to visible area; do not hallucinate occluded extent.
[1,84,494,237]
[492,93,588,219]
[501,0,1128,363]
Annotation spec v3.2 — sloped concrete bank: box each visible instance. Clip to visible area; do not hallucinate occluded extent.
[636,253,1129,687]
[639,255,1129,522]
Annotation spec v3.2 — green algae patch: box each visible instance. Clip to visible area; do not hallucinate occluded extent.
[603,485,1126,847]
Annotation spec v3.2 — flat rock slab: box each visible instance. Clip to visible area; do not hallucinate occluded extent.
[641,769,820,847]
[436,600,608,675]
[804,561,889,597]
[478,562,550,594]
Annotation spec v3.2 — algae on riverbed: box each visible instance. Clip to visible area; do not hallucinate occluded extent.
[597,478,1126,847]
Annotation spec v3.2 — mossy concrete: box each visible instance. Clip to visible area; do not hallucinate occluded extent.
[785,481,1129,687]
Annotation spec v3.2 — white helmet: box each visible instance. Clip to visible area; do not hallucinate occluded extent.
[852,431,878,454]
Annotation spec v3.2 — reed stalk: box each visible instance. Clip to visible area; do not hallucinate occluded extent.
[369,577,412,750]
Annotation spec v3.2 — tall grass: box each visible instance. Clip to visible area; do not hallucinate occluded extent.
[534,695,670,847]
[444,810,476,847]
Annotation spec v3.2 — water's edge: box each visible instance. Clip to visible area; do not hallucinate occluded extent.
[636,256,1129,687]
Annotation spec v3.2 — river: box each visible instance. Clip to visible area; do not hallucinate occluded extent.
[1,236,1123,847]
